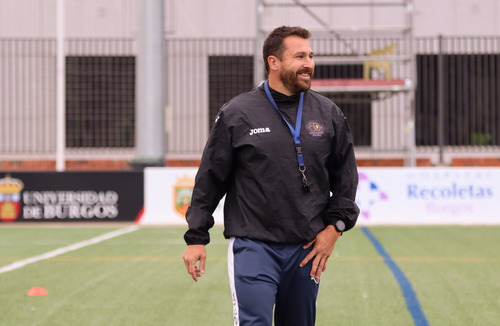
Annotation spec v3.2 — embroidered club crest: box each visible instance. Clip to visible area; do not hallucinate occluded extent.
[306,121,324,137]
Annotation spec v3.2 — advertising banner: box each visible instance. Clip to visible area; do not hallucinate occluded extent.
[140,167,224,225]
[356,167,500,225]
[140,167,500,226]
[0,172,143,223]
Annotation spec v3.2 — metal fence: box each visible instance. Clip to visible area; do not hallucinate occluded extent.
[0,39,57,156]
[413,36,500,164]
[1,35,499,170]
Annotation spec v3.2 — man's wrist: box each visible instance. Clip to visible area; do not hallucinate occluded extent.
[333,220,345,235]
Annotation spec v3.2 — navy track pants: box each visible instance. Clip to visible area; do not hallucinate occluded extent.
[228,237,320,326]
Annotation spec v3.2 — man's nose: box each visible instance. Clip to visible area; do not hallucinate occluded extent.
[304,57,314,70]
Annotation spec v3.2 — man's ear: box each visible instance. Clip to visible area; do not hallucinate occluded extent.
[268,55,280,71]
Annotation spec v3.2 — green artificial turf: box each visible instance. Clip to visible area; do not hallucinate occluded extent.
[0,225,498,325]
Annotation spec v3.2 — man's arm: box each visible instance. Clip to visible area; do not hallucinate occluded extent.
[325,105,360,232]
[184,110,234,246]
[300,105,360,280]
[183,110,234,281]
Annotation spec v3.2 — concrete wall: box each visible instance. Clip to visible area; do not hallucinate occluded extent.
[1,0,500,39]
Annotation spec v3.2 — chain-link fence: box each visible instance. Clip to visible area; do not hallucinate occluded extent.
[1,35,500,170]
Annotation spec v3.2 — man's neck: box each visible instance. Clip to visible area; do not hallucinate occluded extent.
[268,77,295,96]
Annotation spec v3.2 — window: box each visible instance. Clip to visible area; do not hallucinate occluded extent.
[66,56,135,148]
[416,54,500,146]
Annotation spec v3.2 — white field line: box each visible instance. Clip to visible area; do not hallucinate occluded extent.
[0,225,139,275]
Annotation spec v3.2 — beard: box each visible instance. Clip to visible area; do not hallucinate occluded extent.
[279,67,313,94]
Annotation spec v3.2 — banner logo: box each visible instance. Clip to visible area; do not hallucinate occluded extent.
[0,174,24,222]
[174,175,194,218]
[356,172,388,219]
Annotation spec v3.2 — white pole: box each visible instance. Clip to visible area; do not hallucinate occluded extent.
[254,0,265,87]
[132,0,165,169]
[56,0,66,171]
[407,0,417,167]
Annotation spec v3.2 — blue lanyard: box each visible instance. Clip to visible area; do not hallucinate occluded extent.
[264,81,310,192]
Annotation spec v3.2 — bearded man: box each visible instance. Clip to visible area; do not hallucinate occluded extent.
[183,25,359,326]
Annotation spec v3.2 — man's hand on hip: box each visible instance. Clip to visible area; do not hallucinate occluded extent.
[299,225,341,282]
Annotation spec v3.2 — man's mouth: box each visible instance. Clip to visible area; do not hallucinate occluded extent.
[298,72,311,80]
[298,70,313,80]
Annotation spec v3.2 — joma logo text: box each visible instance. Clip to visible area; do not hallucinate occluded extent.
[249,127,271,136]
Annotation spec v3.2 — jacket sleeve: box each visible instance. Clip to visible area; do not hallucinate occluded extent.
[325,105,360,232]
[184,111,234,245]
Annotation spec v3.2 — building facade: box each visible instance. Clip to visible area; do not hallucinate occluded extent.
[1,0,500,170]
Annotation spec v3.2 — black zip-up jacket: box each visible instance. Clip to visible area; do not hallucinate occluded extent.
[184,84,359,245]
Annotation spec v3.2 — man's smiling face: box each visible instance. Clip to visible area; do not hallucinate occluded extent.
[277,35,315,94]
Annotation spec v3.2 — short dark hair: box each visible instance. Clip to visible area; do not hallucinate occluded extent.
[262,26,311,74]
